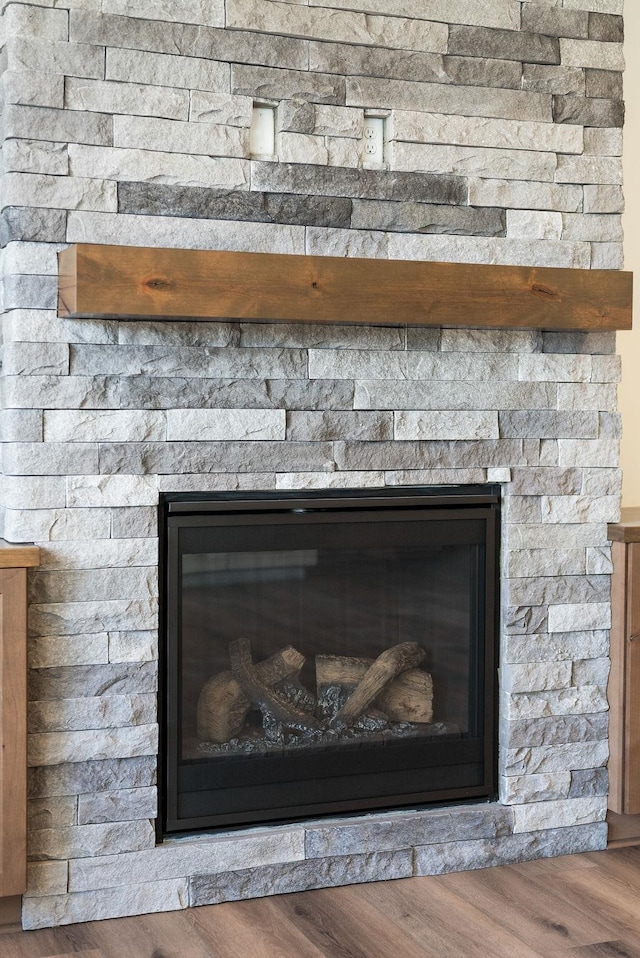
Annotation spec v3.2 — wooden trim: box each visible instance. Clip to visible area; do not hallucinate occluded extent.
[0,542,40,570]
[0,568,27,897]
[608,540,627,814]
[58,244,633,330]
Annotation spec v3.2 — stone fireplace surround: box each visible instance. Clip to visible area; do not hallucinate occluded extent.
[16,313,619,929]
[0,0,625,930]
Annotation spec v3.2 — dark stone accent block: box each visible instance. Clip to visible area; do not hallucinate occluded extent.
[448,26,560,65]
[498,410,598,440]
[504,714,609,748]
[542,331,616,355]
[0,207,67,246]
[98,441,335,475]
[585,69,623,101]
[521,7,589,39]
[251,162,466,206]
[108,377,356,411]
[553,95,624,127]
[305,806,513,859]
[29,662,158,701]
[310,42,522,89]
[286,411,393,442]
[118,183,353,229]
[190,850,413,906]
[70,11,308,69]
[28,756,157,799]
[351,200,505,237]
[233,64,345,105]
[589,13,624,43]
[414,823,607,876]
[570,768,608,798]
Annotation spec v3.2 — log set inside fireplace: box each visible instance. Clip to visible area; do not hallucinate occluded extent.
[160,487,499,834]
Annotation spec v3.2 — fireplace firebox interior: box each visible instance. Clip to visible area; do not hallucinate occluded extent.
[160,486,499,834]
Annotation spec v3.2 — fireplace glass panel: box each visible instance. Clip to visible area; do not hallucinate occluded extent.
[161,488,498,834]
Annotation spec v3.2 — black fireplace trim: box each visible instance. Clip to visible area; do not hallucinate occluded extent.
[158,485,500,837]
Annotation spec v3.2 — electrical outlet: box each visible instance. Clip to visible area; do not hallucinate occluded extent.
[361,116,384,166]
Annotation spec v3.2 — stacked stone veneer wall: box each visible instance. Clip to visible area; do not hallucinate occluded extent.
[0,0,624,930]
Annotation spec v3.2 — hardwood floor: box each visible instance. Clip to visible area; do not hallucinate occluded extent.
[4,847,640,957]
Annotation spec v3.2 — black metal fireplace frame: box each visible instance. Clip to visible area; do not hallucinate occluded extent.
[158,486,500,836]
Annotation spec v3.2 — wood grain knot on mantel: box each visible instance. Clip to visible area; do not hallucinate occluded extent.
[57,244,633,331]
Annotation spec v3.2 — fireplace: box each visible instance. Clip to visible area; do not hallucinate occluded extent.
[160,485,499,834]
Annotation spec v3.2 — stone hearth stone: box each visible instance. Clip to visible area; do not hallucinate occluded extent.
[190,850,413,907]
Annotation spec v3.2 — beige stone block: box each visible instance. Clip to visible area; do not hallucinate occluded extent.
[29,598,158,636]
[29,695,156,734]
[28,820,156,862]
[278,132,328,166]
[547,601,611,633]
[1,172,116,212]
[29,634,110,669]
[391,111,582,154]
[67,211,306,255]
[226,0,448,52]
[519,354,591,382]
[165,409,285,442]
[4,508,112,543]
[25,861,69,899]
[307,0,521,29]
[502,662,573,694]
[512,797,606,833]
[504,686,608,720]
[101,0,224,25]
[541,495,620,524]
[391,141,556,182]
[469,177,582,212]
[113,114,247,158]
[36,538,157,572]
[556,155,622,185]
[109,631,158,663]
[388,233,590,269]
[557,439,619,468]
[275,472,385,490]
[500,773,572,805]
[69,827,306,891]
[22,879,188,929]
[28,724,158,766]
[583,128,623,156]
[69,144,249,189]
[190,91,253,126]
[394,411,499,441]
[44,411,166,443]
[560,38,624,70]
[65,78,189,121]
[507,210,562,240]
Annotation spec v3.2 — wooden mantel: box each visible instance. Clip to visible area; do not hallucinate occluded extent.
[58,244,633,331]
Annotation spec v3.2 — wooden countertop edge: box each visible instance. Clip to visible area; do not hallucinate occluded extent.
[609,510,640,542]
[0,541,40,568]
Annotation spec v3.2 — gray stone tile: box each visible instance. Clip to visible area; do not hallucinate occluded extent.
[305,806,513,858]
[503,714,609,748]
[3,443,99,477]
[190,850,413,905]
[442,55,522,90]
[69,344,308,379]
[569,768,608,797]
[29,662,158,701]
[348,76,552,122]
[351,200,505,237]
[553,95,624,127]
[504,605,549,635]
[78,786,157,825]
[28,756,157,799]
[238,324,404,350]
[542,331,616,354]
[3,274,58,310]
[507,574,610,606]
[522,64,585,95]
[353,381,557,411]
[251,161,466,205]
[98,441,335,475]
[589,12,623,42]
[448,25,560,64]
[287,411,393,441]
[29,821,155,862]
[585,69,623,99]
[118,183,353,229]
[70,11,308,69]
[233,64,345,105]
[521,6,589,38]
[414,823,607,875]
[111,507,158,538]
[499,411,598,439]
[0,207,67,245]
[333,439,528,472]
[3,104,113,146]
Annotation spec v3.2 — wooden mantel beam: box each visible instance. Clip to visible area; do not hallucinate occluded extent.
[58,244,633,331]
